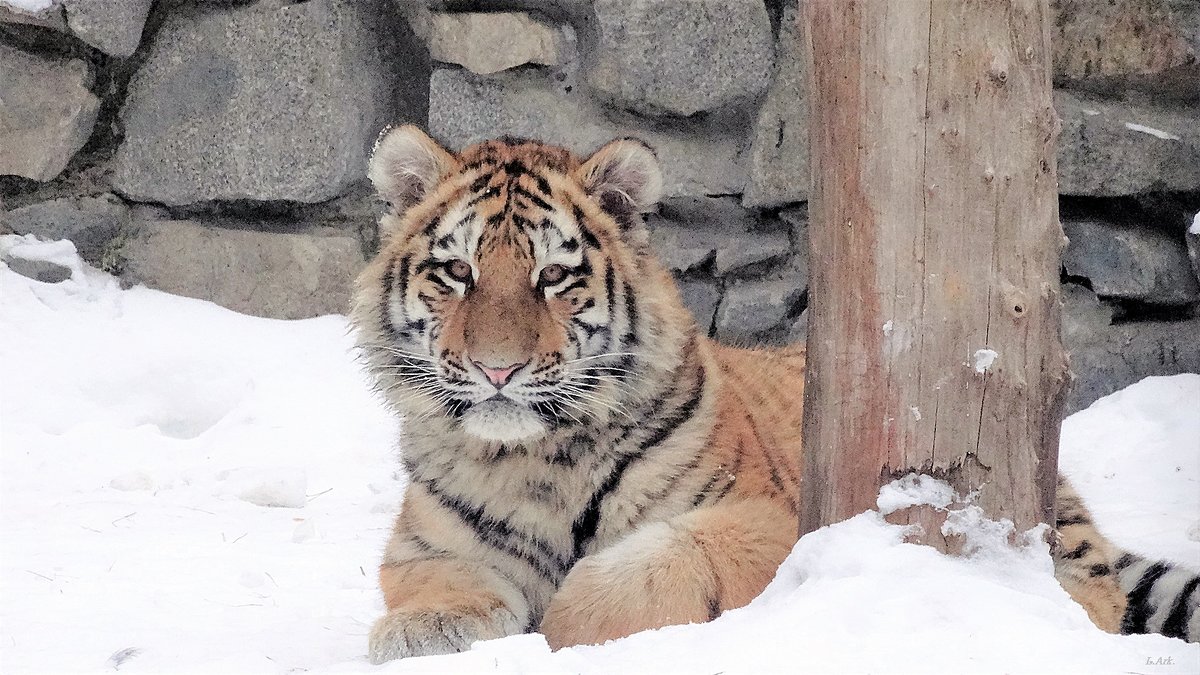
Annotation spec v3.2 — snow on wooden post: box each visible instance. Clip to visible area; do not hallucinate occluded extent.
[799,0,1068,549]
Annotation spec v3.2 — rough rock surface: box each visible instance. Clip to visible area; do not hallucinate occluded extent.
[429,66,748,197]
[1056,91,1200,195]
[677,278,721,334]
[119,219,366,320]
[744,2,808,207]
[714,256,808,344]
[648,197,790,275]
[1064,318,1200,414]
[426,11,571,75]
[585,0,773,117]
[0,194,128,263]
[1187,213,1200,285]
[778,206,809,255]
[1172,0,1200,58]
[785,309,808,344]
[418,0,591,17]
[2,0,1196,403]
[110,0,428,205]
[417,0,591,17]
[1052,0,1198,100]
[0,44,99,182]
[63,0,154,58]
[1060,283,1115,345]
[0,1,152,56]
[1063,216,1200,305]
[0,2,67,30]
[2,254,72,283]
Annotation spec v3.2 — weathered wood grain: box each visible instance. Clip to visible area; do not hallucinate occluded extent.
[800,0,1067,546]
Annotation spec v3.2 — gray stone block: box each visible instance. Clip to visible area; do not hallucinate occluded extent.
[785,308,808,344]
[1063,215,1200,305]
[110,0,429,205]
[744,2,809,208]
[0,45,99,182]
[1061,223,1200,414]
[778,205,809,260]
[1187,211,1200,286]
[119,219,366,319]
[0,0,151,56]
[677,278,721,334]
[647,197,790,276]
[64,0,153,57]
[585,0,773,117]
[2,255,72,284]
[714,255,808,344]
[0,2,67,30]
[1170,0,1200,57]
[1061,283,1115,346]
[1052,0,1198,101]
[742,66,1200,205]
[419,0,591,19]
[1065,318,1200,413]
[648,220,718,274]
[1057,90,1200,195]
[426,11,573,75]
[429,66,749,198]
[0,194,129,263]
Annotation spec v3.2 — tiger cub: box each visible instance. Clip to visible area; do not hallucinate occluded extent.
[351,127,1198,662]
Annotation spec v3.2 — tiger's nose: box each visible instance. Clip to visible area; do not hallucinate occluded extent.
[472,360,528,388]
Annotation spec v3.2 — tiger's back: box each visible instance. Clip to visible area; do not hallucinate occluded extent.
[699,343,807,514]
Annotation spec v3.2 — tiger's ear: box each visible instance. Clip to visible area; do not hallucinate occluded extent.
[578,138,663,232]
[368,125,456,212]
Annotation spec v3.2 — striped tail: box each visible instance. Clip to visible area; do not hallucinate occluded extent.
[1115,553,1200,642]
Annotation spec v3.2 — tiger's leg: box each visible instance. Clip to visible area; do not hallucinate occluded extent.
[540,499,795,649]
[367,490,531,664]
[1053,476,1127,633]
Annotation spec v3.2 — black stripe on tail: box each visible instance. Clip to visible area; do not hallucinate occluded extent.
[1122,562,1170,634]
[1117,554,1200,642]
[1161,577,1199,640]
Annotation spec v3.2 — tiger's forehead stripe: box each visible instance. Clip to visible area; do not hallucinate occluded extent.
[432,201,484,263]
[417,151,601,271]
[456,137,577,175]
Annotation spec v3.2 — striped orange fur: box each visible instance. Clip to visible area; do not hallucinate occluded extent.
[351,128,1195,662]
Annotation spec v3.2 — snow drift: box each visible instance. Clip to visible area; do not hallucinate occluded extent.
[1,236,1197,674]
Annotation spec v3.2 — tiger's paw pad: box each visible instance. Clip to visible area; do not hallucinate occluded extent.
[367,607,521,664]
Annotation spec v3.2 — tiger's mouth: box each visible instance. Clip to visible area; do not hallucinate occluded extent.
[458,397,548,443]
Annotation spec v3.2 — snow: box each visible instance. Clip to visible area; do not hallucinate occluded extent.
[2,236,1198,674]
[1124,122,1182,141]
[876,473,955,514]
[972,348,998,373]
[0,236,401,674]
[1191,211,1199,235]
[1059,375,1200,567]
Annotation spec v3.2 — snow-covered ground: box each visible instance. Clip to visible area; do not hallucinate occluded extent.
[2,236,1198,674]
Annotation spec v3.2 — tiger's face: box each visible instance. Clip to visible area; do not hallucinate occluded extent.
[355,126,678,444]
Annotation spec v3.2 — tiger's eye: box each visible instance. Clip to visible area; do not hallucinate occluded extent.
[446,259,472,283]
[539,264,568,287]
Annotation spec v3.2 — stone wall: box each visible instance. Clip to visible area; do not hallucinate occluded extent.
[1,0,1197,413]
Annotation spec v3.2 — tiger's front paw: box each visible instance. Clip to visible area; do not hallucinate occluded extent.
[367,607,522,664]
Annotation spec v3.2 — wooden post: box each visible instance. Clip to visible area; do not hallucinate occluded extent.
[800,0,1067,547]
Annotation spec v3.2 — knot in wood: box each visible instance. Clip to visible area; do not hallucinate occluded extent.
[1002,283,1030,319]
[987,54,1009,85]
